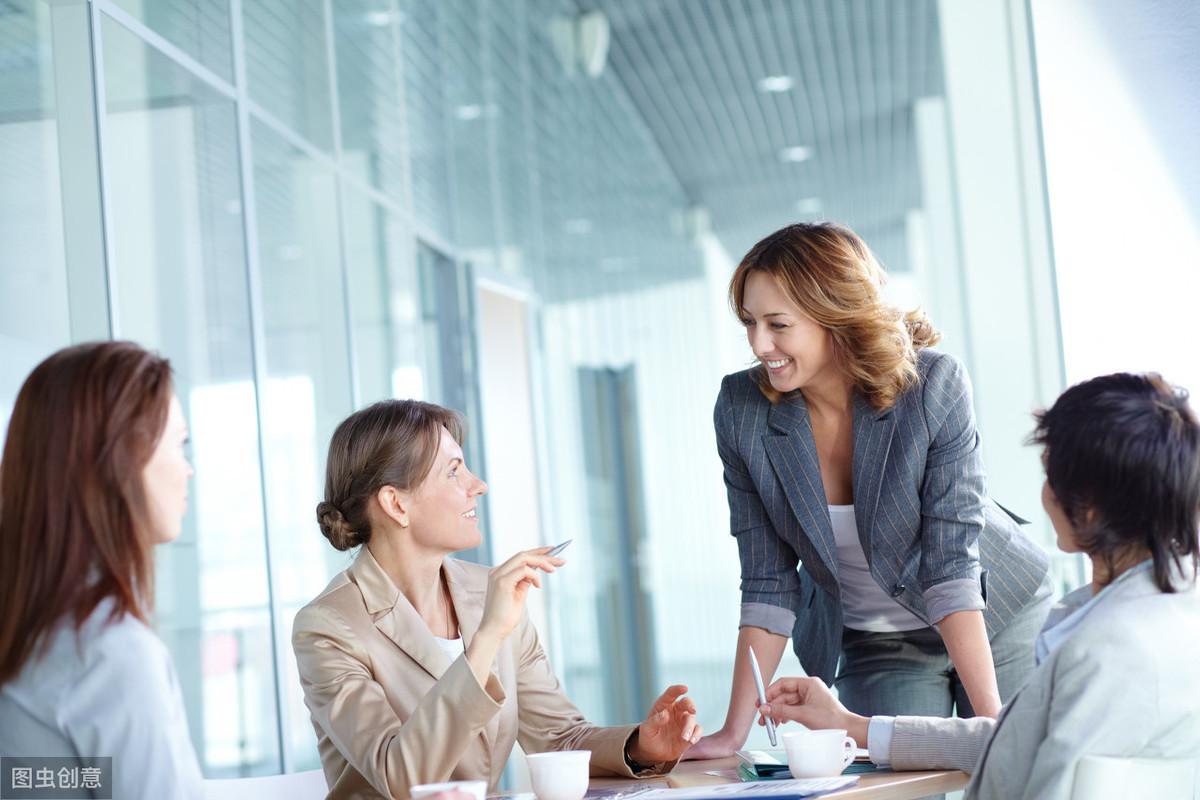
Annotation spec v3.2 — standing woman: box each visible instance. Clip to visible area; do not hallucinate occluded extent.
[0,342,202,797]
[690,223,1051,758]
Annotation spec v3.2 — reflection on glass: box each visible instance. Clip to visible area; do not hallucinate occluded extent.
[109,0,235,83]
[483,0,537,276]
[250,119,354,769]
[399,0,452,241]
[341,185,424,404]
[438,1,494,262]
[100,12,279,776]
[242,0,334,150]
[332,0,407,202]
[0,1,72,447]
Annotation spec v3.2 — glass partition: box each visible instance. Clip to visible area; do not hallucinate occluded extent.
[99,12,280,777]
[0,0,77,447]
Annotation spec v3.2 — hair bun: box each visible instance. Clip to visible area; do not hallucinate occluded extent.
[316,500,363,551]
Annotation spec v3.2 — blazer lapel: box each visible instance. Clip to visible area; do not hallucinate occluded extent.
[851,394,896,561]
[443,559,500,751]
[764,392,839,580]
[350,548,452,682]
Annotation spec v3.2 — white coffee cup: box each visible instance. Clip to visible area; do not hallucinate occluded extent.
[781,729,857,778]
[525,750,591,800]
[410,780,487,800]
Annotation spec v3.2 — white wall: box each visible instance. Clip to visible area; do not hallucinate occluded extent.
[538,250,803,742]
[1031,0,1200,397]
[931,0,1064,547]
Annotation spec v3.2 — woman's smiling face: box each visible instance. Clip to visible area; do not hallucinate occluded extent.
[740,271,839,394]
[404,426,488,554]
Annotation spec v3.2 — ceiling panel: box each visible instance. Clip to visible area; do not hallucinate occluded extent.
[591,0,944,271]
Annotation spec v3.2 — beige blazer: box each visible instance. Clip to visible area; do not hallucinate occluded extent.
[293,549,667,799]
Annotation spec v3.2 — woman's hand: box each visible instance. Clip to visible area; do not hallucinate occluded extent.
[477,547,565,644]
[628,685,702,765]
[760,677,869,746]
[681,729,738,761]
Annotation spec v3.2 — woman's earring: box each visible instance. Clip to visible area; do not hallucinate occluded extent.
[400,520,409,528]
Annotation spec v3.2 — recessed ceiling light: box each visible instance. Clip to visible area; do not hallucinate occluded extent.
[796,197,822,214]
[455,104,483,121]
[780,146,813,163]
[364,11,394,27]
[758,75,794,93]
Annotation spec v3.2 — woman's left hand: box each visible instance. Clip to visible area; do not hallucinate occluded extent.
[628,685,702,764]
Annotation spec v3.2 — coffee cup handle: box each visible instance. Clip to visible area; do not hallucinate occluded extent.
[841,737,857,770]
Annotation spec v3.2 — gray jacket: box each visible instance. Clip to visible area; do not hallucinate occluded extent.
[714,349,1049,680]
[887,567,1200,799]
[0,598,203,798]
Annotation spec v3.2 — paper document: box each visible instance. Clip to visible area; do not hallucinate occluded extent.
[633,776,858,799]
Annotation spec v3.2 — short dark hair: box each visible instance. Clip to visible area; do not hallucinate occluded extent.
[1031,372,1200,592]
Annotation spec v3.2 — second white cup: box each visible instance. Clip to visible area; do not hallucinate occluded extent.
[781,729,856,778]
[525,750,591,800]
[410,779,488,800]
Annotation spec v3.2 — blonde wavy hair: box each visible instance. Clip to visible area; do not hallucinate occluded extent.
[729,222,941,410]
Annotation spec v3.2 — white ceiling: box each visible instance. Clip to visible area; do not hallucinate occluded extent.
[592,0,946,271]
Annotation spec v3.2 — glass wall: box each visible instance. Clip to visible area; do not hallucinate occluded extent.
[0,0,700,776]
[1,0,1070,781]
[1,1,85,454]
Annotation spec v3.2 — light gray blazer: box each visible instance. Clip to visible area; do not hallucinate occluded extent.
[887,567,1200,799]
[0,598,203,799]
[714,349,1049,680]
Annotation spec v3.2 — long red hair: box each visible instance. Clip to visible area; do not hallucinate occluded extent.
[0,341,173,683]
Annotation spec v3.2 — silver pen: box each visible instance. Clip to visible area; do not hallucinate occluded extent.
[748,645,777,747]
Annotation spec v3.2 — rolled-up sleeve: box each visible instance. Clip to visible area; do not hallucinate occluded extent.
[867,716,896,767]
[739,602,796,637]
[715,380,800,636]
[918,355,986,623]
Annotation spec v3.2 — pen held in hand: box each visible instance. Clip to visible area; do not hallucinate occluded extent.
[748,646,778,747]
[546,539,573,557]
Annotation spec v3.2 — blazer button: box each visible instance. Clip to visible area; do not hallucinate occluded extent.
[891,584,906,598]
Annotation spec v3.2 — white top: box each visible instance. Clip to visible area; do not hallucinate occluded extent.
[0,597,203,798]
[829,505,927,632]
[433,633,466,662]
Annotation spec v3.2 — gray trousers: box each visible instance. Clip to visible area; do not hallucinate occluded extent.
[834,575,1055,718]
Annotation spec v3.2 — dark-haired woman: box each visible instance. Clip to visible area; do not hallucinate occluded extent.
[0,342,202,798]
[691,223,1052,759]
[759,372,1200,799]
[292,400,702,799]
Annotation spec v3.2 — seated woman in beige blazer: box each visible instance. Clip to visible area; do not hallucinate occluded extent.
[293,399,702,799]
[755,372,1200,800]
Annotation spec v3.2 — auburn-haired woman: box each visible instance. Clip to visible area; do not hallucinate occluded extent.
[759,372,1200,799]
[0,342,202,797]
[293,400,701,799]
[690,222,1052,759]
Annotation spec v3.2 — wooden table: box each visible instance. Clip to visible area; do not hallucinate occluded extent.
[591,756,968,800]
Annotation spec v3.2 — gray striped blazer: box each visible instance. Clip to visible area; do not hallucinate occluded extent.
[713,348,1049,682]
